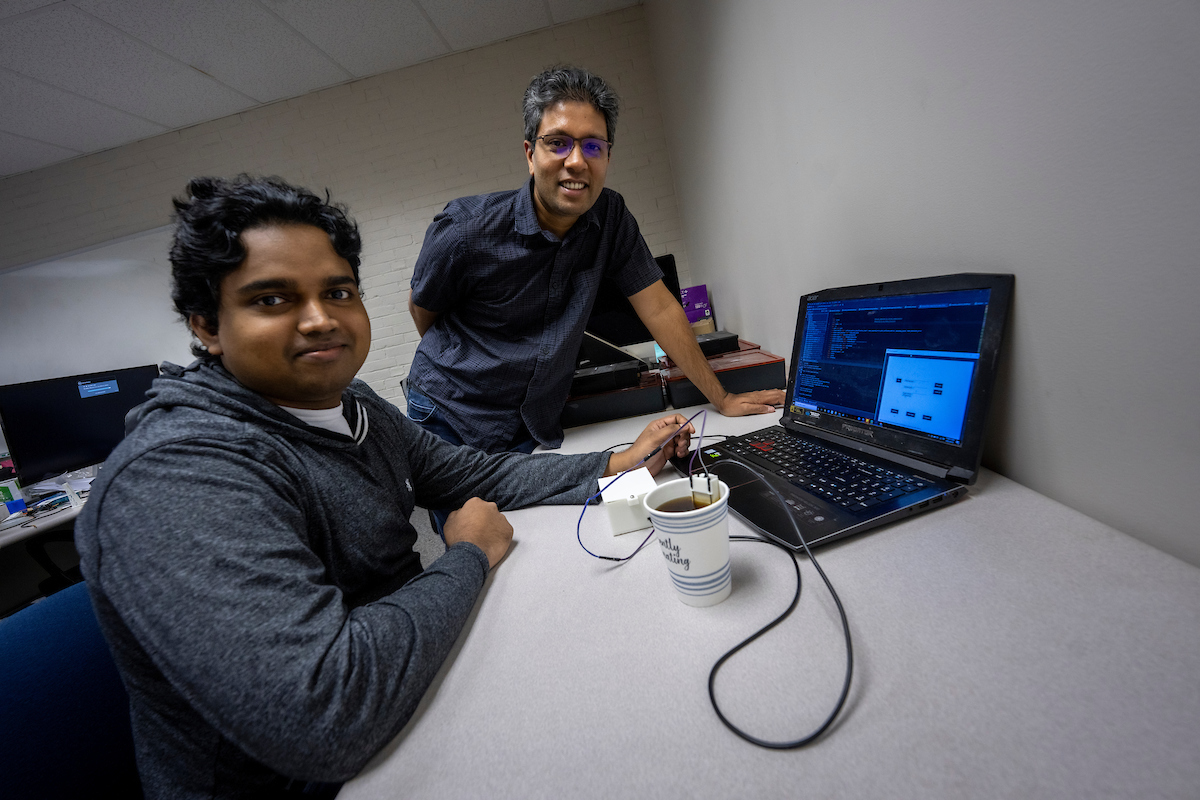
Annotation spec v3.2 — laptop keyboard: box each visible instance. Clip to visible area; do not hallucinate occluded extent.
[724,430,935,512]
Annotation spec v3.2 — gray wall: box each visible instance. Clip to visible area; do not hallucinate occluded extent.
[646,0,1200,565]
[0,227,192,387]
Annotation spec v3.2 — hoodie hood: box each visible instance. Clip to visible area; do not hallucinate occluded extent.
[127,359,362,448]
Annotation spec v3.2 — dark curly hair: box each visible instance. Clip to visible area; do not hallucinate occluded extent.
[522,66,619,146]
[170,174,363,357]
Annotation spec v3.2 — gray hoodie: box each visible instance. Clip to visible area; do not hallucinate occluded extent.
[75,360,608,798]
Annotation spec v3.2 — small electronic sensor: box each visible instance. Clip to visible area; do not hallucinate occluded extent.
[600,466,658,535]
[691,473,720,507]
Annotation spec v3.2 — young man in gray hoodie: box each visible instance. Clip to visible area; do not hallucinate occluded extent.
[74,175,692,799]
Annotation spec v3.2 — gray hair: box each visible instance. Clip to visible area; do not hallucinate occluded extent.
[522,66,620,147]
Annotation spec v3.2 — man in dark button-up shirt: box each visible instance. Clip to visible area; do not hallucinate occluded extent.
[408,66,784,454]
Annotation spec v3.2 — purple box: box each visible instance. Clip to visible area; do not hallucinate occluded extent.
[680,284,713,324]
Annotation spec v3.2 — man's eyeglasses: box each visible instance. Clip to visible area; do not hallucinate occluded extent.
[534,135,611,159]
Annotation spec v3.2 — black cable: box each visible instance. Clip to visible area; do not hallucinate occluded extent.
[705,458,854,749]
[583,418,853,748]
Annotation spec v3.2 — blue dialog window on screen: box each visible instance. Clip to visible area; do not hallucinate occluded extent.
[78,379,120,399]
[875,350,978,443]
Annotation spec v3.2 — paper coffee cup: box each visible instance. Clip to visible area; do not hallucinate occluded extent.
[644,478,732,607]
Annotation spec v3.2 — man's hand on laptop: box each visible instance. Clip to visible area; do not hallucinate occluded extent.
[605,414,694,477]
[716,388,785,417]
[444,498,514,568]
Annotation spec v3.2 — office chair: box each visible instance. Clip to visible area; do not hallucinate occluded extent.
[0,581,142,799]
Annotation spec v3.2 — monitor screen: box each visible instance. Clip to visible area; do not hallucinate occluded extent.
[584,254,684,347]
[791,288,992,447]
[0,364,158,486]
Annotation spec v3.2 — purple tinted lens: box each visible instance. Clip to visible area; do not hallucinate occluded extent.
[542,136,607,158]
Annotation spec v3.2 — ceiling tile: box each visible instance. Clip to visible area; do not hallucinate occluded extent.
[262,0,450,78]
[0,68,168,152]
[76,0,352,103]
[420,0,551,50]
[0,0,55,21]
[0,4,254,127]
[548,0,637,24]
[0,0,636,178]
[0,129,79,176]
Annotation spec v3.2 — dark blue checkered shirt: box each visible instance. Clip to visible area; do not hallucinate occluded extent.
[408,179,662,452]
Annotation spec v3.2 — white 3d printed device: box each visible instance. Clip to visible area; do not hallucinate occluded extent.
[600,467,658,535]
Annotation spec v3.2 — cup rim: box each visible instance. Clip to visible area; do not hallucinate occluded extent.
[644,477,729,518]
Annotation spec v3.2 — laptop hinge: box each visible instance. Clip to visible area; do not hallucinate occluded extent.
[947,466,975,483]
[788,424,954,481]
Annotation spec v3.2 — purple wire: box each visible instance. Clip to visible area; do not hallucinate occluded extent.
[687,409,711,476]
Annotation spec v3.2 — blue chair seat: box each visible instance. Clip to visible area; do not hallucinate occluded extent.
[0,581,142,799]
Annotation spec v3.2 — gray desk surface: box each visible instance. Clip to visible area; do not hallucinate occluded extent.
[343,408,1200,800]
[0,501,81,549]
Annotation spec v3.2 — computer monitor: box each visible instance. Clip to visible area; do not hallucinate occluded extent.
[585,254,684,347]
[0,365,159,486]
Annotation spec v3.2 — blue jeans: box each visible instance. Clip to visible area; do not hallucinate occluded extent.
[405,386,537,536]
[406,386,466,448]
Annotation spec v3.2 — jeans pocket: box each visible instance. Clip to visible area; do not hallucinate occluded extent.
[406,388,438,423]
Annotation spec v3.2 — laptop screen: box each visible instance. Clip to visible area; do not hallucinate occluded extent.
[791,288,990,446]
[783,274,1013,483]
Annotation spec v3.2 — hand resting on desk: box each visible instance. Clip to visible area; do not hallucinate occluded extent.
[716,388,785,416]
[444,497,514,568]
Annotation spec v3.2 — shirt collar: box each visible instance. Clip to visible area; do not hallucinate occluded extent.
[515,177,603,239]
[514,177,542,236]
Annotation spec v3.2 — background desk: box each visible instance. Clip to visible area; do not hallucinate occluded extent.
[0,503,85,614]
[0,502,82,549]
[344,408,1200,799]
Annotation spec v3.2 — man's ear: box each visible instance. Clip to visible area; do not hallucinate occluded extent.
[189,313,222,356]
[524,140,535,174]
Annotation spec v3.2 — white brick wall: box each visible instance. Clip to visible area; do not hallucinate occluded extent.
[0,5,689,405]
